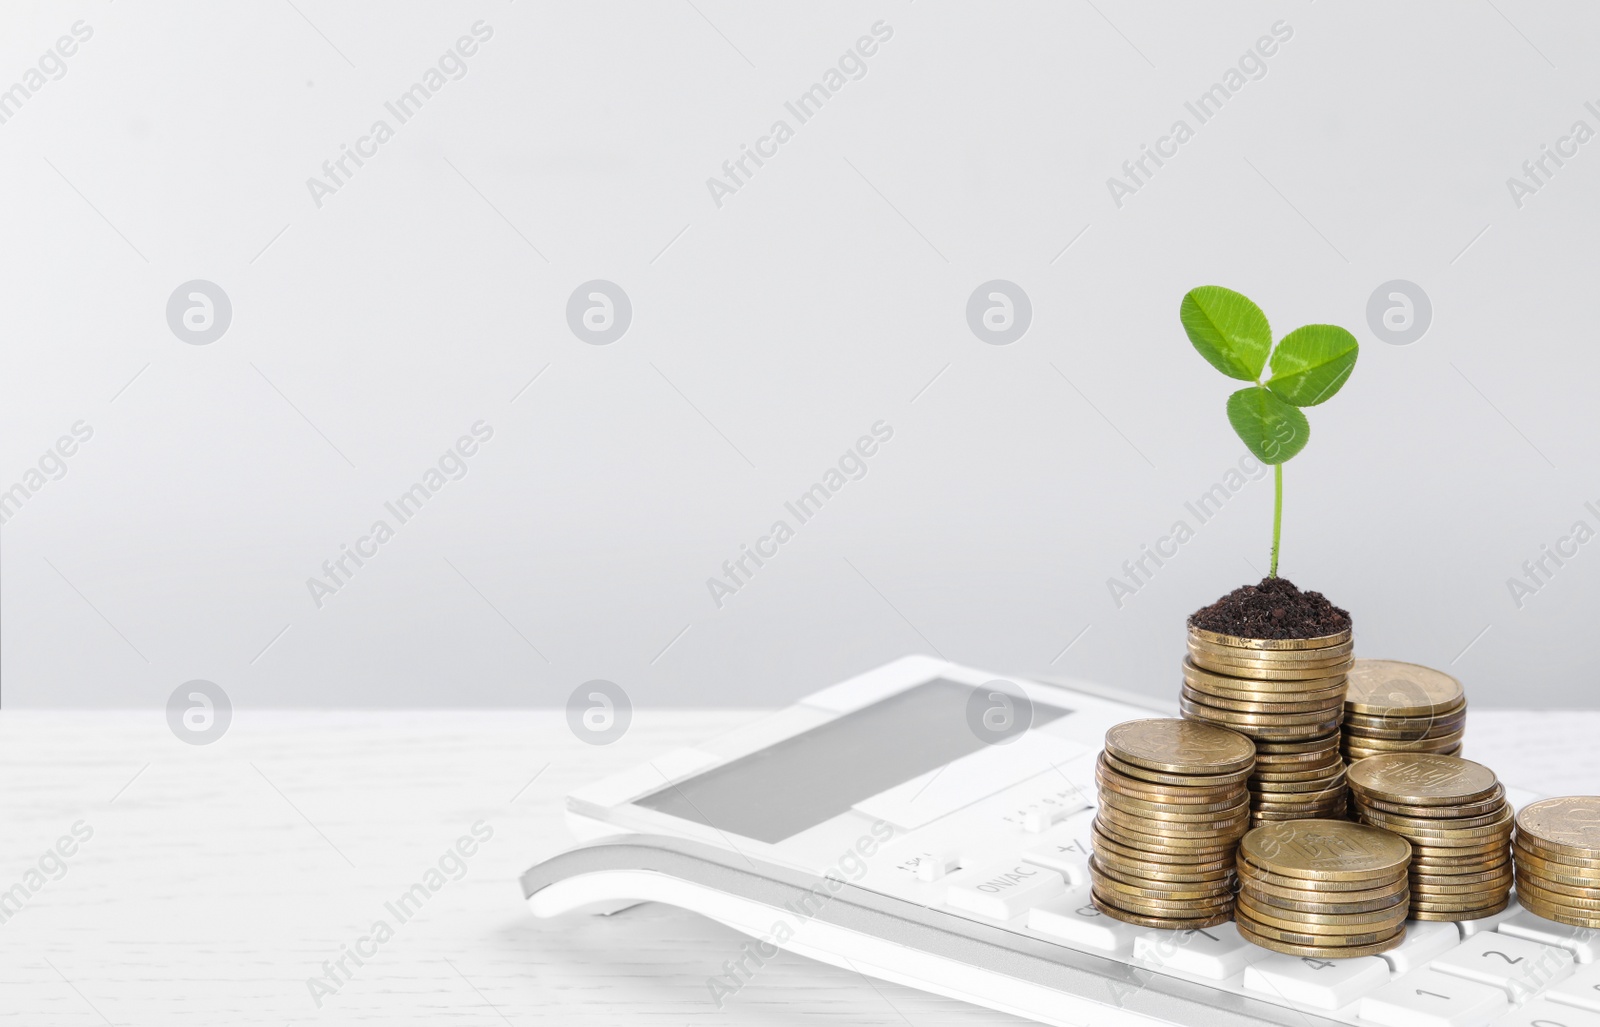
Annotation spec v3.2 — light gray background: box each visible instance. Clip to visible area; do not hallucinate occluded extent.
[3,1,1596,708]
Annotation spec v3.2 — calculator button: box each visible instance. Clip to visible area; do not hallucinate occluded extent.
[1023,805,1066,832]
[1498,910,1600,963]
[910,851,961,882]
[1547,963,1600,1012]
[1021,838,1090,885]
[1490,995,1600,1027]
[1358,968,1509,1027]
[1380,920,1462,976]
[1027,890,1137,956]
[943,860,1065,920]
[1458,899,1525,938]
[1431,932,1574,998]
[1243,952,1391,1010]
[1133,921,1266,980]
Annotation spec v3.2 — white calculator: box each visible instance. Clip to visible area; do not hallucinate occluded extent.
[521,655,1597,1027]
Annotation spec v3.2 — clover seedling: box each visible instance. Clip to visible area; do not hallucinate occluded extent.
[1180,286,1359,577]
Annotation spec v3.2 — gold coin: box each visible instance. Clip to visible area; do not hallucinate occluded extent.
[1189,654,1354,681]
[1101,752,1254,789]
[1345,739,1462,756]
[1344,660,1464,716]
[1105,718,1256,776]
[1251,805,1349,819]
[1180,685,1347,715]
[1251,793,1349,808]
[1241,870,1408,902]
[1236,895,1409,934]
[1242,884,1408,916]
[1513,838,1600,871]
[1183,674,1351,704]
[1091,894,1233,929]
[1341,718,1469,742]
[1251,771,1347,792]
[1090,825,1232,866]
[1187,634,1355,662]
[1182,659,1346,696]
[1344,699,1466,719]
[1356,785,1505,819]
[1358,802,1511,834]
[1248,783,1350,799]
[1411,868,1513,891]
[1256,733,1342,753]
[1409,841,1512,861]
[1362,822,1513,848]
[1410,899,1510,922]
[1235,857,1401,889]
[1096,780,1245,813]
[1091,864,1236,901]
[1097,783,1246,814]
[1514,853,1600,886]
[1096,803,1249,835]
[1514,877,1600,911]
[1187,625,1352,651]
[1093,816,1243,852]
[1250,811,1347,825]
[1187,643,1352,668]
[1517,797,1600,859]
[1515,866,1600,900]
[1099,793,1252,823]
[1243,891,1406,919]
[1181,696,1344,728]
[1096,753,1246,794]
[1255,749,1345,770]
[1344,730,1467,751]
[1345,753,1499,806]
[1252,761,1347,783]
[1235,912,1404,949]
[1093,884,1236,913]
[1515,894,1600,928]
[1412,864,1513,886]
[1236,920,1405,957]
[1091,887,1234,917]
[1342,703,1467,729]
[1091,848,1236,882]
[1241,820,1411,880]
[1096,766,1244,804]
[1270,789,1349,802]
[1409,892,1514,912]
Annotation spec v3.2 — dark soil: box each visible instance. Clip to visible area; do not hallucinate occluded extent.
[1188,577,1351,639]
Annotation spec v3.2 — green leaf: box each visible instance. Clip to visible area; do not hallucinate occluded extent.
[1267,325,1359,407]
[1227,386,1309,465]
[1180,286,1272,382]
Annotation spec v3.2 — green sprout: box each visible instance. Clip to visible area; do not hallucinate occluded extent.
[1179,285,1359,577]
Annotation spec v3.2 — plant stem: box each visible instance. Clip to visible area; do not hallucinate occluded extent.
[1270,463,1282,577]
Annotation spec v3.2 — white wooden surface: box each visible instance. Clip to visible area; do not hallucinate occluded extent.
[0,709,1595,1026]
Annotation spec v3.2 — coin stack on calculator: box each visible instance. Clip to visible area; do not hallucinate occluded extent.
[1181,626,1353,826]
[1513,796,1600,927]
[1347,753,1513,921]
[1088,719,1254,928]
[1086,626,1600,956]
[1341,660,1466,765]
[1234,820,1412,956]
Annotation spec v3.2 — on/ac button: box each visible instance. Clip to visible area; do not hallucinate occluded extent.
[943,861,1066,920]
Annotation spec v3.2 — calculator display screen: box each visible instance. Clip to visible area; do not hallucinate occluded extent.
[635,678,1069,843]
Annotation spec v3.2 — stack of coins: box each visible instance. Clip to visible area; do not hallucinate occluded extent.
[1347,753,1512,920]
[1090,718,1255,929]
[1235,819,1411,957]
[1514,797,1600,928]
[1342,660,1466,765]
[1182,625,1353,826]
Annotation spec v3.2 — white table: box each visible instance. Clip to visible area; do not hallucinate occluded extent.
[1,709,1595,1026]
